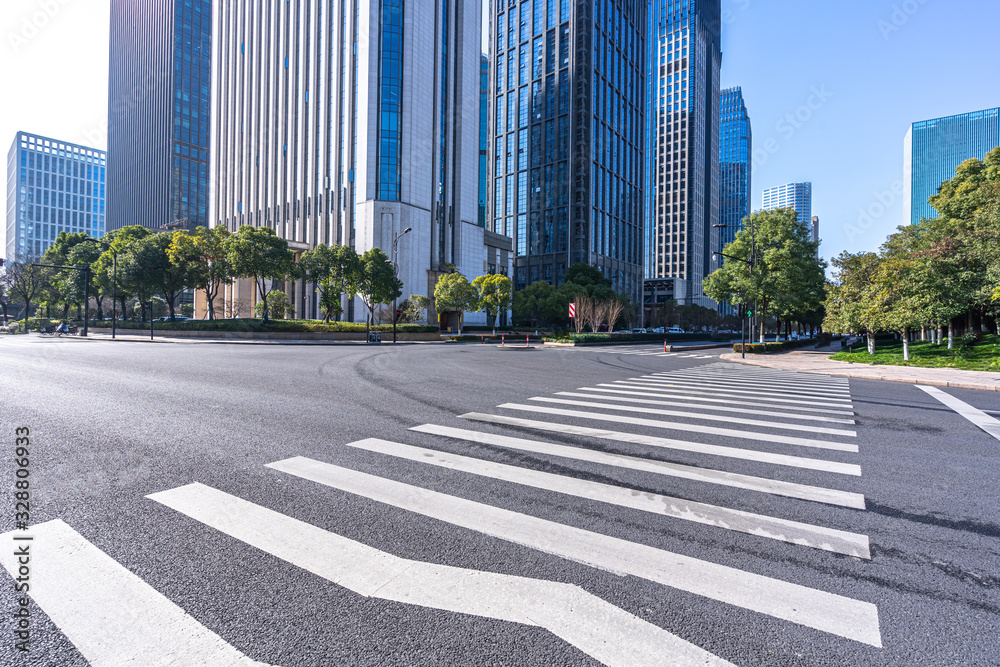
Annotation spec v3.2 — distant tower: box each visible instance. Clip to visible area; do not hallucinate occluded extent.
[717,87,751,264]
[903,107,1000,225]
[645,0,722,307]
[107,0,212,232]
[762,182,812,225]
[489,0,647,303]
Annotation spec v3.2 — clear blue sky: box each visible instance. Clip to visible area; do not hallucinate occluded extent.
[716,0,999,264]
[2,1,997,267]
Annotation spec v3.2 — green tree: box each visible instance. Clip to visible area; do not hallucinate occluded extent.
[473,273,513,334]
[254,290,290,319]
[564,263,612,288]
[823,251,883,353]
[40,231,92,318]
[7,256,50,325]
[224,226,296,324]
[512,280,556,327]
[357,247,397,334]
[399,294,431,324]
[300,243,362,323]
[169,226,232,320]
[433,271,479,334]
[95,226,153,320]
[119,232,192,320]
[705,208,822,342]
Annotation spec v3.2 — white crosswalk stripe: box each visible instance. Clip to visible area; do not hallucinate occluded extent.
[149,483,726,667]
[0,521,269,667]
[413,423,864,504]
[346,437,871,558]
[553,391,856,424]
[528,396,857,436]
[12,363,881,663]
[265,456,882,646]
[606,382,854,409]
[495,403,860,452]
[578,385,856,416]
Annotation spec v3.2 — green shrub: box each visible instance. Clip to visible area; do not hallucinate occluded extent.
[90,318,438,334]
[733,338,815,354]
[8,318,55,334]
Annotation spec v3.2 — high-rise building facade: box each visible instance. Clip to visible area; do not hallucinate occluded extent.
[479,54,489,227]
[762,182,812,224]
[644,0,721,307]
[489,0,646,302]
[717,86,750,263]
[4,132,106,261]
[903,106,1000,225]
[107,0,212,232]
[211,0,510,322]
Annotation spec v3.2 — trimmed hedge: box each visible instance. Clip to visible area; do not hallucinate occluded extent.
[87,318,437,334]
[5,318,55,334]
[733,338,816,354]
[543,332,715,344]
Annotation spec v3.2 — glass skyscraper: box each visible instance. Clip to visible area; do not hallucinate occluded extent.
[644,0,721,307]
[210,0,509,322]
[904,106,1000,225]
[479,54,489,227]
[4,132,106,262]
[762,182,812,225]
[717,87,751,263]
[107,0,212,232]
[489,0,647,302]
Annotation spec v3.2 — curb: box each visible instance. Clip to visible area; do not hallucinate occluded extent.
[721,353,1000,392]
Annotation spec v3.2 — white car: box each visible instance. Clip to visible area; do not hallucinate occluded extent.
[631,328,648,334]
[667,327,685,334]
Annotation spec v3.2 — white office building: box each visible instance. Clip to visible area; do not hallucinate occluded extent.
[209,0,511,324]
[762,182,812,225]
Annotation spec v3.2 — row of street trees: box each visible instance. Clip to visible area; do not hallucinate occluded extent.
[703,208,827,341]
[1,223,519,333]
[825,148,1000,357]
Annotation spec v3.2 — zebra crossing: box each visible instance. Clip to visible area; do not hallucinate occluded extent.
[1,362,880,665]
[570,343,722,359]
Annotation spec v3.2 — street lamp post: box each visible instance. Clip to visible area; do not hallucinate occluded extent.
[85,236,118,339]
[390,227,412,344]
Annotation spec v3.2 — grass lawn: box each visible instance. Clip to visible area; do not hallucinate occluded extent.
[829,335,1000,372]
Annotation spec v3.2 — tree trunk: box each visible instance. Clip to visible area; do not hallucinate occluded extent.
[867,333,875,355]
[947,321,954,349]
[902,328,910,361]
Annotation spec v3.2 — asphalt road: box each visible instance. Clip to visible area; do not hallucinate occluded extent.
[1,335,998,666]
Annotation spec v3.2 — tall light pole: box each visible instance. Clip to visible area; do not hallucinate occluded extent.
[713,219,757,357]
[390,227,412,344]
[86,235,119,339]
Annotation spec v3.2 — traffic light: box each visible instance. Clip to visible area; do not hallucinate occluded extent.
[394,308,402,323]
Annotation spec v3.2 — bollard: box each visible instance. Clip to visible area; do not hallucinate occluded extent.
[526,334,529,347]
[501,334,505,346]
[664,340,667,352]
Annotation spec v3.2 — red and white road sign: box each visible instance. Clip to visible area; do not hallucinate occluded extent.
[568,302,576,318]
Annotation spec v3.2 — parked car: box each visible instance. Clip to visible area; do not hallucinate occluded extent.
[667,326,685,334]
[153,316,191,322]
[631,328,648,334]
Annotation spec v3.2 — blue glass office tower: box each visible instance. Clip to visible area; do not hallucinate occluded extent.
[489,0,646,303]
[762,182,811,225]
[904,107,1000,225]
[718,87,750,262]
[4,132,106,261]
[644,0,721,307]
[479,54,489,227]
[107,0,212,232]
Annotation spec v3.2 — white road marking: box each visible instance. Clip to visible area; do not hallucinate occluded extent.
[555,391,856,425]
[266,457,882,647]
[450,415,863,481]
[0,520,269,667]
[529,397,857,437]
[497,403,859,453]
[653,373,851,393]
[634,376,853,400]
[148,484,725,667]
[684,367,850,387]
[917,386,1000,442]
[581,386,856,416]
[346,438,871,559]
[608,382,854,409]
[655,372,850,392]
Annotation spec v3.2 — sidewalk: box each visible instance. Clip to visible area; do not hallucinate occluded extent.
[721,345,1000,392]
